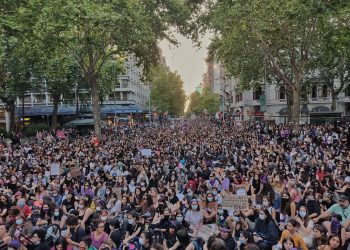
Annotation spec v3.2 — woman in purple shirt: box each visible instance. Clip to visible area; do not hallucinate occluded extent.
[90,221,109,249]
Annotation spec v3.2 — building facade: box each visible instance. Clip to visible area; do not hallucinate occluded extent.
[0,55,150,130]
[205,58,350,124]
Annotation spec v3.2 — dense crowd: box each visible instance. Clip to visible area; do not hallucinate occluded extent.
[0,118,350,250]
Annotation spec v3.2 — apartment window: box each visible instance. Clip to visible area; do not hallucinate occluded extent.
[321,85,328,98]
[115,81,120,88]
[34,94,46,103]
[20,95,31,103]
[311,86,318,99]
[279,86,286,100]
[253,87,262,100]
[121,79,128,88]
[345,85,350,97]
[122,92,128,100]
[235,93,243,102]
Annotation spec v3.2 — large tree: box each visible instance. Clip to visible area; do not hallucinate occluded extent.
[149,64,186,116]
[187,87,220,115]
[19,0,201,138]
[309,1,350,111]
[199,0,329,130]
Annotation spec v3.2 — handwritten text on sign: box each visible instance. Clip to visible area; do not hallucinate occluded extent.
[222,195,249,210]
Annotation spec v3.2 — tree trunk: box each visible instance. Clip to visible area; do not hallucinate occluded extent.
[21,95,25,132]
[331,92,337,111]
[291,83,301,132]
[5,100,16,132]
[51,95,60,130]
[286,90,293,123]
[90,75,102,139]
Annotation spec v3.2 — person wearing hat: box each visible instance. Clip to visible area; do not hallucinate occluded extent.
[313,194,350,230]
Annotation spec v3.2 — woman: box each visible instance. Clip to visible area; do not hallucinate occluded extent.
[313,224,328,250]
[52,237,68,250]
[262,195,277,223]
[185,199,203,234]
[232,211,249,240]
[36,203,53,227]
[280,192,296,224]
[320,235,341,250]
[201,192,217,224]
[272,174,285,194]
[34,185,50,202]
[52,208,65,229]
[90,221,109,249]
[62,192,76,214]
[168,229,201,250]
[149,188,160,208]
[132,187,143,208]
[77,197,94,233]
[253,209,280,250]
[281,237,297,250]
[295,206,314,248]
[277,219,307,250]
[216,205,233,232]
[163,221,178,250]
[106,193,121,216]
[139,231,153,250]
[237,230,253,250]
[8,215,33,240]
[0,223,12,248]
[167,174,179,192]
[0,195,10,219]
[141,194,156,218]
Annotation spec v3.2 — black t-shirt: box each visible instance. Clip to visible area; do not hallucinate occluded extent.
[169,196,179,205]
[126,223,141,236]
[110,229,122,248]
[62,199,75,212]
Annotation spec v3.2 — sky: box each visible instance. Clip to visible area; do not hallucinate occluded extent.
[159,33,211,95]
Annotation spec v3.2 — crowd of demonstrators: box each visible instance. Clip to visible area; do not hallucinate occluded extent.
[0,118,349,250]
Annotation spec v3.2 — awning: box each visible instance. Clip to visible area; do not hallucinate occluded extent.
[65,118,96,126]
[16,104,145,116]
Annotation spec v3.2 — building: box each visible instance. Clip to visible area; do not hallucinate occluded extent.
[0,54,150,130]
[204,57,350,124]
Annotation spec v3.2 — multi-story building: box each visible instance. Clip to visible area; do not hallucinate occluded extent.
[204,58,350,124]
[0,55,150,130]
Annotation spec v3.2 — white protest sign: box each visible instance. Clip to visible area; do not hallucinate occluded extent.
[222,194,249,211]
[50,163,60,176]
[140,149,152,157]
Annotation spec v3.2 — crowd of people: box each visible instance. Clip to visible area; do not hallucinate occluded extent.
[0,118,349,250]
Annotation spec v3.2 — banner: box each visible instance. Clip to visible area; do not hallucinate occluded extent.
[259,95,267,112]
[140,149,152,157]
[222,194,249,210]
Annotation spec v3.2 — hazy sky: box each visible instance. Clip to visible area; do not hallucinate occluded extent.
[159,33,211,95]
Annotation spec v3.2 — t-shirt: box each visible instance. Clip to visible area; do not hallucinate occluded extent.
[328,204,350,224]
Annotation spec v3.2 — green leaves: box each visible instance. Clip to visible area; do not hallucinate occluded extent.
[149,64,186,116]
[187,87,220,115]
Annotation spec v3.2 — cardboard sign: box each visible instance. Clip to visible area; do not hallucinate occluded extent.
[50,163,60,176]
[70,167,81,178]
[197,224,216,242]
[222,194,249,210]
[140,149,152,157]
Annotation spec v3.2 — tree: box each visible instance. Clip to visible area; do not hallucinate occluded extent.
[187,87,220,115]
[309,1,350,111]
[21,0,202,138]
[149,64,186,116]
[199,0,328,130]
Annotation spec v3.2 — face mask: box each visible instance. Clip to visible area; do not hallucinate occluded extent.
[16,219,23,225]
[96,207,101,212]
[212,191,218,196]
[239,238,246,244]
[130,181,135,186]
[259,214,266,220]
[176,217,183,223]
[54,212,59,217]
[53,193,58,197]
[78,204,84,209]
[299,211,306,218]
[263,201,269,207]
[207,197,213,202]
[101,216,108,221]
[128,219,134,225]
[17,201,25,208]
[233,216,240,222]
[106,191,111,195]
[218,209,224,215]
[138,238,144,246]
[140,182,145,186]
[43,208,49,212]
[187,191,192,197]
[191,205,198,210]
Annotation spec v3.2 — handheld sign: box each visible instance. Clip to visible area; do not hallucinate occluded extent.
[222,194,249,210]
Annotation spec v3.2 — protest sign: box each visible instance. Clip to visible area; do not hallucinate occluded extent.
[140,148,152,157]
[50,163,60,176]
[197,224,216,242]
[222,194,249,210]
[70,167,81,178]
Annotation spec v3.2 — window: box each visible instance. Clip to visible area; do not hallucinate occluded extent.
[345,85,350,97]
[34,94,46,103]
[253,87,262,100]
[279,86,286,100]
[122,92,128,100]
[322,85,328,98]
[121,79,128,88]
[311,86,318,99]
[235,93,243,102]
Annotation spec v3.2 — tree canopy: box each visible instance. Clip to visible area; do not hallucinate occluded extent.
[187,87,220,115]
[149,64,186,116]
